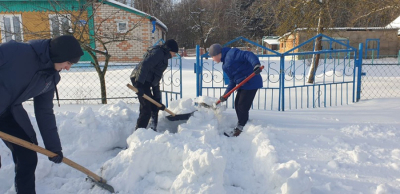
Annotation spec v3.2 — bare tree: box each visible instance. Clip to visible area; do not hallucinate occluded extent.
[74,1,146,104]
[133,0,170,17]
[100,0,400,51]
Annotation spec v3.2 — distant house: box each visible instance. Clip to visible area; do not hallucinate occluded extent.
[262,36,280,54]
[94,0,168,63]
[386,15,400,51]
[386,15,400,35]
[279,27,399,57]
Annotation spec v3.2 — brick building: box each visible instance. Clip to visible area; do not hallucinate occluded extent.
[94,0,168,63]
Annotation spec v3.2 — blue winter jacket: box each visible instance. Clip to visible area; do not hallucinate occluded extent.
[0,39,62,152]
[221,47,263,95]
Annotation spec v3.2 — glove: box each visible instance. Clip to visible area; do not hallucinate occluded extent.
[135,82,144,97]
[136,87,144,97]
[219,96,227,102]
[152,85,162,100]
[253,64,262,75]
[48,151,63,164]
[159,104,166,111]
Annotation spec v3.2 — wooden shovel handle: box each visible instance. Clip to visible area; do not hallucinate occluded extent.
[127,84,176,117]
[0,131,107,184]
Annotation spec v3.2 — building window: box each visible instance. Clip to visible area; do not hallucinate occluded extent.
[117,21,128,33]
[49,14,71,37]
[365,39,380,58]
[0,14,23,43]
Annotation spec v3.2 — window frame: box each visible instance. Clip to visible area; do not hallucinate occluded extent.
[0,14,24,43]
[365,39,380,58]
[49,14,72,37]
[117,20,128,33]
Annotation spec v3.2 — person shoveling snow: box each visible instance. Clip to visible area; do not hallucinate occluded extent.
[207,43,264,137]
[129,39,179,132]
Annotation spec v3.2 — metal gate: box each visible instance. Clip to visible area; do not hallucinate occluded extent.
[195,34,359,111]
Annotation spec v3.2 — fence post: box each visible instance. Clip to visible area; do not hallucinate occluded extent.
[180,56,183,99]
[356,43,363,102]
[196,45,201,97]
[398,50,400,64]
[279,55,285,111]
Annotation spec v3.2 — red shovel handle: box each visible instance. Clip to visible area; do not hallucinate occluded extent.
[216,65,264,105]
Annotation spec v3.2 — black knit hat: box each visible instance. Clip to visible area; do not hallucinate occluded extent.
[50,35,84,63]
[164,39,179,52]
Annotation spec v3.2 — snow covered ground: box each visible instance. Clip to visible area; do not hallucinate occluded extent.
[1,59,400,194]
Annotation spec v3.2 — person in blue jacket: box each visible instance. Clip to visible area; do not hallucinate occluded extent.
[208,43,263,137]
[0,35,83,194]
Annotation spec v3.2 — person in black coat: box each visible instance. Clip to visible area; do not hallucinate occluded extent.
[0,35,83,194]
[130,39,179,131]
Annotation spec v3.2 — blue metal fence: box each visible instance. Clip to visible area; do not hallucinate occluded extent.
[196,34,360,111]
[359,49,400,100]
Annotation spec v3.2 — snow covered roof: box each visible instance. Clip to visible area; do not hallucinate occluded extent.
[386,15,400,34]
[104,0,168,31]
[281,27,400,39]
[263,36,280,45]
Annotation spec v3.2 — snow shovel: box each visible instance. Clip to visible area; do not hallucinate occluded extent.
[0,131,115,193]
[166,65,265,121]
[127,84,197,121]
[197,65,265,109]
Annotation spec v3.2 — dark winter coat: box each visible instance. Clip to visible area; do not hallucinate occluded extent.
[0,39,62,152]
[221,47,263,95]
[130,45,171,87]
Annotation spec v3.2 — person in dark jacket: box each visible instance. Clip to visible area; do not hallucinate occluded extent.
[208,43,263,137]
[130,39,179,131]
[0,35,83,194]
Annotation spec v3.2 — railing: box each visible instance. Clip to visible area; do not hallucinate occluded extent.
[197,34,358,111]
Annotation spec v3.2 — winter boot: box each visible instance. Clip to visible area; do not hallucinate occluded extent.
[147,114,158,132]
[224,125,244,137]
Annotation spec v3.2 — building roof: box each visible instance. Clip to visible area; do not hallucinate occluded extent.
[104,0,168,31]
[386,15,400,34]
[280,27,400,39]
[0,0,81,12]
[263,36,280,45]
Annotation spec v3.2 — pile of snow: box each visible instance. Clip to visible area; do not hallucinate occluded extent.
[1,98,400,193]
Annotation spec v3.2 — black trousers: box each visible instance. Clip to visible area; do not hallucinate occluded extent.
[234,89,258,126]
[135,82,161,130]
[0,111,37,194]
